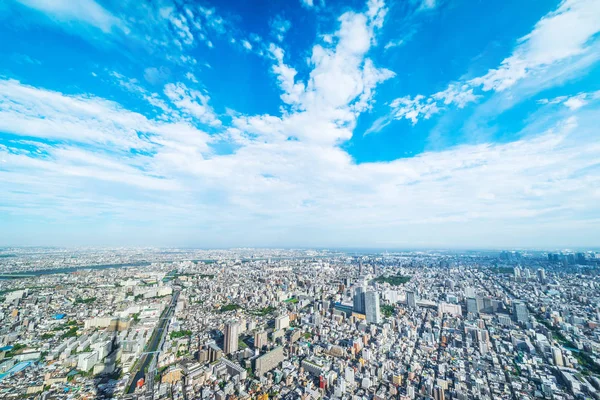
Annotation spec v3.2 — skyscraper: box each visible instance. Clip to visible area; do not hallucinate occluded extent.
[223,320,239,354]
[537,268,546,283]
[512,301,529,325]
[364,291,381,324]
[466,297,480,315]
[353,286,365,314]
[406,291,417,308]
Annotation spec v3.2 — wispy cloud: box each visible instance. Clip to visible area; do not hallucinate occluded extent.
[163,82,221,127]
[270,15,291,42]
[381,0,600,126]
[538,90,600,110]
[471,0,600,92]
[14,0,124,33]
[384,39,404,50]
[241,40,253,51]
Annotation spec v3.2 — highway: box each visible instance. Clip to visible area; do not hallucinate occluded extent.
[126,289,180,397]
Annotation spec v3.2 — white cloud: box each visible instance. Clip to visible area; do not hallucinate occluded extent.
[252,0,394,144]
[109,71,171,113]
[563,96,587,110]
[432,84,479,108]
[364,115,392,135]
[268,44,306,107]
[14,0,123,33]
[0,78,212,152]
[270,15,291,42]
[301,0,314,8]
[241,40,253,50]
[471,0,600,92]
[4,99,599,247]
[384,0,600,128]
[185,72,199,83]
[390,95,439,124]
[167,12,194,45]
[538,90,600,110]
[384,39,404,50]
[419,0,437,10]
[163,82,221,126]
[3,0,600,247]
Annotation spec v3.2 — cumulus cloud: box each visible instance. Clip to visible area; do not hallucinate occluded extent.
[246,0,394,145]
[3,88,599,246]
[3,0,600,247]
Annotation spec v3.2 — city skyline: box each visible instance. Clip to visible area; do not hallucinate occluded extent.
[1,0,600,248]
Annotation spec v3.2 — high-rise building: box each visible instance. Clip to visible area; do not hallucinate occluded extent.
[406,291,417,308]
[275,314,290,330]
[537,268,546,283]
[223,321,239,354]
[353,286,365,314]
[512,301,529,325]
[364,291,381,324]
[466,297,479,315]
[552,346,564,367]
[465,287,476,298]
[407,384,415,399]
[254,331,267,349]
[208,341,223,362]
[345,366,354,383]
[434,386,445,400]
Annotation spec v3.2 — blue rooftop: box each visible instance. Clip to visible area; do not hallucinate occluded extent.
[0,362,31,382]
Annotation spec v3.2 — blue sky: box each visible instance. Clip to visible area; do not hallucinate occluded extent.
[0,0,599,249]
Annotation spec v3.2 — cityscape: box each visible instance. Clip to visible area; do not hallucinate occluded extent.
[1,248,600,399]
[1,0,600,398]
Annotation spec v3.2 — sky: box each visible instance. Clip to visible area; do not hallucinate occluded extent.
[0,0,599,249]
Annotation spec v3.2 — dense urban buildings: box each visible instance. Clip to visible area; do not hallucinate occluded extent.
[0,247,599,399]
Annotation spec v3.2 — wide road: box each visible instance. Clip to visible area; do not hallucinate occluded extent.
[126,289,180,396]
